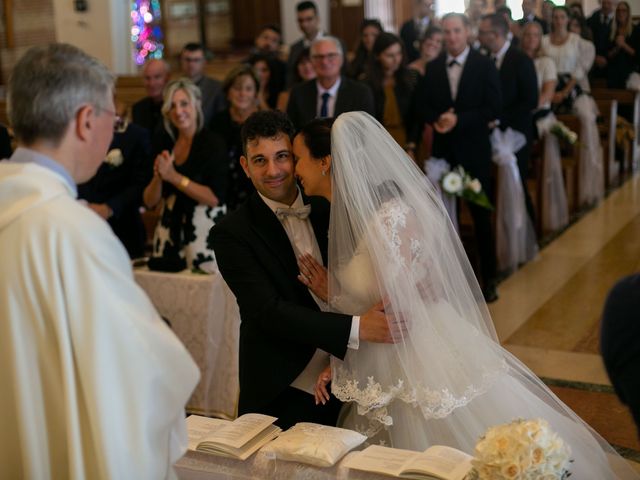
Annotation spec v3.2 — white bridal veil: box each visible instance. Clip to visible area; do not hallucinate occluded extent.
[327,112,637,478]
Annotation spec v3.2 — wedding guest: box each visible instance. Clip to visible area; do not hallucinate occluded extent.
[251,24,283,57]
[144,78,228,272]
[400,0,436,62]
[211,65,260,211]
[518,0,549,34]
[0,42,198,480]
[569,14,594,42]
[408,26,443,77]
[248,53,286,110]
[541,0,555,30]
[496,6,520,47]
[413,12,502,301]
[208,110,394,429]
[543,6,603,206]
[287,1,325,86]
[348,18,384,80]
[286,36,374,130]
[479,13,538,224]
[587,0,616,79]
[601,273,640,437]
[276,47,316,111]
[78,101,152,258]
[607,1,640,89]
[568,15,597,91]
[132,58,170,134]
[466,0,487,44]
[179,42,225,124]
[361,32,419,148]
[522,22,558,122]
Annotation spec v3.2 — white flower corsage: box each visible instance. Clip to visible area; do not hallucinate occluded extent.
[105,148,124,168]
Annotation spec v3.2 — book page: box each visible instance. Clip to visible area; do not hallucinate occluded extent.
[403,445,473,480]
[202,413,277,449]
[186,415,230,451]
[343,445,418,477]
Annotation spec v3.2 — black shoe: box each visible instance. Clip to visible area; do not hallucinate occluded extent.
[483,284,499,303]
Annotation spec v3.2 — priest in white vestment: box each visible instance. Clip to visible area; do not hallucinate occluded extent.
[0,44,199,479]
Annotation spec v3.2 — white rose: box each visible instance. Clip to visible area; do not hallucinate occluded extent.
[469,179,482,194]
[442,172,463,194]
[105,148,123,167]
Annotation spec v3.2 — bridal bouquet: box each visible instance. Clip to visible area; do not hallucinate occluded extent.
[441,166,493,210]
[550,122,578,146]
[469,418,572,480]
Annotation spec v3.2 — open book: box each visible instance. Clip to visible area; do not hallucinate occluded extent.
[186,414,281,461]
[344,444,473,480]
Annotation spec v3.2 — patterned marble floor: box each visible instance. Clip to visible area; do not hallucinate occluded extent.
[489,173,640,465]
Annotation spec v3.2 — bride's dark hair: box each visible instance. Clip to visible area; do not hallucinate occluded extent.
[297,117,335,159]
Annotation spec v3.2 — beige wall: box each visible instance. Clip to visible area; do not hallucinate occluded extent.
[52,0,134,74]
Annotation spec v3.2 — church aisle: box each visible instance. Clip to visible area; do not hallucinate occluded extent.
[489,173,640,464]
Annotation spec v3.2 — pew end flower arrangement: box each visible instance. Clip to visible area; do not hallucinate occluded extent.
[550,122,578,146]
[468,418,572,480]
[441,166,493,210]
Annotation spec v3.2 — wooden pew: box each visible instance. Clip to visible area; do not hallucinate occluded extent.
[593,97,619,189]
[591,87,639,174]
[555,114,581,215]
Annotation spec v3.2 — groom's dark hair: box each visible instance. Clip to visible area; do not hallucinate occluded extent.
[241,110,295,156]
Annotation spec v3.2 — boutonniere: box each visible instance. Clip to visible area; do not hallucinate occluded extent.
[104,148,124,168]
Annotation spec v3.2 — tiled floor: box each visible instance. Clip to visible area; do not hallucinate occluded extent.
[489,174,640,459]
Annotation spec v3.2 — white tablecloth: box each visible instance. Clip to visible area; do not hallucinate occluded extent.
[175,450,392,480]
[134,268,240,418]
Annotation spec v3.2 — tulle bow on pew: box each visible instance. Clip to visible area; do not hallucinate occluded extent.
[491,128,538,274]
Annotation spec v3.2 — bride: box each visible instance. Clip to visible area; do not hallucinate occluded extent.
[292,111,638,478]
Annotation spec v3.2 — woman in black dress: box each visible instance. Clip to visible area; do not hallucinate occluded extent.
[143,78,228,272]
[607,1,640,89]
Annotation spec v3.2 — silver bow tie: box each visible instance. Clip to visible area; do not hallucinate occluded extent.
[275,205,311,220]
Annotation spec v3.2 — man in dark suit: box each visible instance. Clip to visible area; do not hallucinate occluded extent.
[400,0,436,63]
[209,110,393,429]
[179,43,225,124]
[132,59,169,134]
[517,0,549,34]
[287,1,325,87]
[78,109,152,258]
[601,273,640,437]
[413,12,502,302]
[287,36,374,130]
[587,0,615,79]
[479,13,538,224]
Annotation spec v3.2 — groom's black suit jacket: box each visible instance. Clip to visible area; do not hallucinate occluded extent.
[209,192,353,415]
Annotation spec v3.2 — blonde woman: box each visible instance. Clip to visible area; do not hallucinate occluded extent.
[607,1,640,88]
[144,78,228,272]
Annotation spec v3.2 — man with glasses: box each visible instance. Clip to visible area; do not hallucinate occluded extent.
[0,43,198,479]
[180,42,225,124]
[287,36,374,130]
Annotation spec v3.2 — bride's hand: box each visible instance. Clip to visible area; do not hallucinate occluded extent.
[314,364,332,405]
[297,254,328,302]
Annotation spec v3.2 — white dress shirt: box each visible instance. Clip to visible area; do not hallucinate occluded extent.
[492,40,511,70]
[446,46,470,101]
[259,189,360,395]
[316,77,342,118]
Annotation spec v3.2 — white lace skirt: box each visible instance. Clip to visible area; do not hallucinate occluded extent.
[334,302,635,479]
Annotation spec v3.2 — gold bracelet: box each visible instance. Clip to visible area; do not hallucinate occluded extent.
[180,175,190,189]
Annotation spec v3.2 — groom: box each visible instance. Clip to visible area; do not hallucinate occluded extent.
[209,110,393,429]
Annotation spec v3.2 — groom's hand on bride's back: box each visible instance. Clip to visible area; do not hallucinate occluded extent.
[359,301,405,344]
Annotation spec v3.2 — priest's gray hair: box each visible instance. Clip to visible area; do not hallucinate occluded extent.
[310,36,344,57]
[8,43,114,146]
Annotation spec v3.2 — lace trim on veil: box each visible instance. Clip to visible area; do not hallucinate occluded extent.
[332,360,509,434]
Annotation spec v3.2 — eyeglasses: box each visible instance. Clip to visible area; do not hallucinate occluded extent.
[311,52,341,62]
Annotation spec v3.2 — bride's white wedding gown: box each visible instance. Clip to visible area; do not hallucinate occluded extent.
[330,200,634,479]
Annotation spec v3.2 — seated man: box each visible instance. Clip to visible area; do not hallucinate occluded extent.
[132,58,170,133]
[0,43,199,479]
[180,42,225,124]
